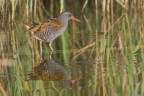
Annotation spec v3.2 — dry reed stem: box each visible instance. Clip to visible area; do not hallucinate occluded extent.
[105,13,125,34]
[83,14,93,32]
[0,82,7,96]
[82,0,89,12]
[115,0,128,10]
[72,42,95,60]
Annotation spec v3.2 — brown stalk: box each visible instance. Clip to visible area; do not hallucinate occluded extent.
[0,82,7,96]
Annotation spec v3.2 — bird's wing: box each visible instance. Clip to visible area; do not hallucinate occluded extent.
[28,18,65,34]
[23,22,39,30]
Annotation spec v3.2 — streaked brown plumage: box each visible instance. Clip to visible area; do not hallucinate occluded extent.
[27,19,65,35]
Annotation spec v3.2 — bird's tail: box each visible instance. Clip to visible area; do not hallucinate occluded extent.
[23,22,39,30]
[23,22,31,29]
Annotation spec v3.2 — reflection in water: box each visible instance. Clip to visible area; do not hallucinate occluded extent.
[26,57,79,88]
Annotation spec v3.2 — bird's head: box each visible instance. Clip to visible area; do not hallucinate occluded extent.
[58,11,80,22]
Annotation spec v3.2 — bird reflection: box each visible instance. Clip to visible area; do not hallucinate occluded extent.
[26,55,79,88]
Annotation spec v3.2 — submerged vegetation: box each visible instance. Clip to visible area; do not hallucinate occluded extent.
[0,0,144,96]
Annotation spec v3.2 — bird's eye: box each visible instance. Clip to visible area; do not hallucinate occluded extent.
[68,14,72,17]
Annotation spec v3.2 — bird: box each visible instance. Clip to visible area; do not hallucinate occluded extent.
[26,58,80,88]
[24,11,80,55]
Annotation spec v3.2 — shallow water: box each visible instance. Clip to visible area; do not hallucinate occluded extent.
[0,50,97,96]
[0,48,142,96]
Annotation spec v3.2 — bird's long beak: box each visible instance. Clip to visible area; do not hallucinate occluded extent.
[70,16,80,22]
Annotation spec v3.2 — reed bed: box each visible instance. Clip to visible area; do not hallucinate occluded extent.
[0,0,144,96]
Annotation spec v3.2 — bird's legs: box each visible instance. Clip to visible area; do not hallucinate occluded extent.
[39,41,43,60]
[48,42,54,51]
[49,51,53,61]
